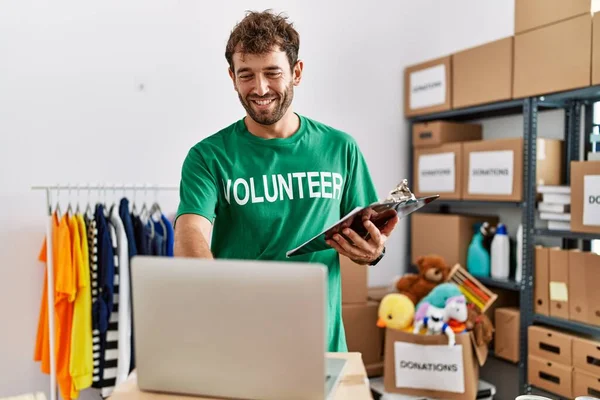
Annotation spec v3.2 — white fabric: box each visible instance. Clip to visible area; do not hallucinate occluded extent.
[109,206,131,386]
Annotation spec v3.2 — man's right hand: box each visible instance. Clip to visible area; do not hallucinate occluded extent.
[173,214,214,258]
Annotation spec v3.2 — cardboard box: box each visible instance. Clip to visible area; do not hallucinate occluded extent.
[412,121,482,148]
[514,14,592,99]
[365,361,384,378]
[515,0,593,34]
[549,248,570,319]
[413,143,462,200]
[571,161,600,234]
[367,286,392,302]
[340,255,368,304]
[383,329,483,399]
[535,246,551,316]
[528,355,573,399]
[404,56,452,117]
[411,213,498,268]
[594,12,600,85]
[462,138,563,201]
[452,37,513,108]
[528,325,573,365]
[573,368,600,399]
[568,250,600,325]
[573,336,600,376]
[494,307,520,363]
[342,301,383,365]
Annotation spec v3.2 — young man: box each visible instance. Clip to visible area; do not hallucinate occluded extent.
[173,10,399,352]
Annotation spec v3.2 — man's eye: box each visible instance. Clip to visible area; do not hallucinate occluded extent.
[240,75,252,80]
[267,72,281,78]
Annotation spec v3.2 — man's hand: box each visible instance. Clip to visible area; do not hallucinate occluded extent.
[326,213,399,265]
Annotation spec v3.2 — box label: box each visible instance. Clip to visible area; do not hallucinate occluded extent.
[549,282,568,302]
[418,152,456,193]
[583,175,600,226]
[409,64,446,110]
[394,341,465,393]
[468,150,514,195]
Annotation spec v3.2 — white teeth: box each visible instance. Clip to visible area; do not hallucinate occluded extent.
[254,99,273,105]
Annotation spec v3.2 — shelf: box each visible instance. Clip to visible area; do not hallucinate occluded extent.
[533,314,600,337]
[539,84,600,107]
[476,276,521,291]
[430,200,524,208]
[409,99,524,122]
[534,228,600,241]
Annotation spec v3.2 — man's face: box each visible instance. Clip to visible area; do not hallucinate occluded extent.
[229,48,302,125]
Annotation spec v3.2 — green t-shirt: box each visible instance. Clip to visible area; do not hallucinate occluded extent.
[176,113,379,352]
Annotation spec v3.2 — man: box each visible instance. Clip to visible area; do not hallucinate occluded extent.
[173,9,399,352]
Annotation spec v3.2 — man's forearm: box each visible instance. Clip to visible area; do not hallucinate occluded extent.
[173,224,214,258]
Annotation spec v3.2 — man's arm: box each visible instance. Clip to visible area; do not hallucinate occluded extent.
[173,214,214,258]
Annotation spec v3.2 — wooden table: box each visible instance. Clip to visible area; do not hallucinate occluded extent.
[109,352,373,400]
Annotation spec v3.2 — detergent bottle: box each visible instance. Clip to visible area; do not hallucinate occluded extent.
[491,223,510,279]
[466,223,490,277]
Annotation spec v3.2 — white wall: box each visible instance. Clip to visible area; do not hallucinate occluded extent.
[0,0,516,397]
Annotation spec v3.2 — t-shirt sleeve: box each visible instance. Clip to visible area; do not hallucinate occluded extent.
[175,146,219,225]
[340,141,379,217]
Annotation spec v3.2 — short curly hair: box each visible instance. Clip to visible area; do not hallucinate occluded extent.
[225,10,300,72]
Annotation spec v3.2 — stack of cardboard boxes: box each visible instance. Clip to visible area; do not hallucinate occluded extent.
[404,0,600,117]
[528,325,600,398]
[339,255,386,377]
[412,120,564,204]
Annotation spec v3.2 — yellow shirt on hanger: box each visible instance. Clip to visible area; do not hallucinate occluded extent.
[70,214,93,396]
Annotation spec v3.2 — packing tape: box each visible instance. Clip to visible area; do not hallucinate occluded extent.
[341,374,368,386]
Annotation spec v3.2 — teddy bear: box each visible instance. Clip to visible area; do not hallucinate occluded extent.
[466,303,495,347]
[394,255,451,306]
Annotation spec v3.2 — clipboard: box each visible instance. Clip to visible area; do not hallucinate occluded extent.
[286,194,439,258]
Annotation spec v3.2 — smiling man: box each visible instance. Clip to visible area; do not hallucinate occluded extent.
[173,9,399,352]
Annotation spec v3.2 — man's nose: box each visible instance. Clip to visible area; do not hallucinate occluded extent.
[254,75,269,96]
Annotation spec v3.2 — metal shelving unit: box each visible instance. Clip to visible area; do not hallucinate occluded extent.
[407,84,600,396]
[476,276,521,292]
[533,314,600,338]
[534,228,600,241]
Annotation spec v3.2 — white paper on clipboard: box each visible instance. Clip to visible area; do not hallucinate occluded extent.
[286,195,439,258]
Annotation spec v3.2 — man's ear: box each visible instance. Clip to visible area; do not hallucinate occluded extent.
[228,67,238,91]
[293,59,304,86]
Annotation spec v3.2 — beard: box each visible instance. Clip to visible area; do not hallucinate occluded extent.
[239,81,294,126]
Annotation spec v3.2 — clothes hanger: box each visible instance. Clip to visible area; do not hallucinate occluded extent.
[75,184,81,215]
[84,184,93,220]
[54,186,62,219]
[65,184,73,218]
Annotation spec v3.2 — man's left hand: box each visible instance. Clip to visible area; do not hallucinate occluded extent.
[326,214,399,265]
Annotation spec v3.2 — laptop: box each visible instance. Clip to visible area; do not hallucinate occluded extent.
[130,256,347,400]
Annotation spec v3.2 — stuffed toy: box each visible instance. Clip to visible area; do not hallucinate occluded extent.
[416,282,462,309]
[412,303,456,347]
[466,303,495,347]
[376,293,415,331]
[395,255,451,305]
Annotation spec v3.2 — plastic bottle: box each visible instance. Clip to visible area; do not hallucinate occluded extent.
[491,223,510,279]
[467,225,491,277]
[515,224,523,282]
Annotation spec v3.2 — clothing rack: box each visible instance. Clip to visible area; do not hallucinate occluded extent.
[30,184,179,400]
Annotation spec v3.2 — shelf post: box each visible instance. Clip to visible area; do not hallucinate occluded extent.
[520,97,538,395]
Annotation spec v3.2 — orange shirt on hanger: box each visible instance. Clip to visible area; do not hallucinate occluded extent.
[34,212,77,400]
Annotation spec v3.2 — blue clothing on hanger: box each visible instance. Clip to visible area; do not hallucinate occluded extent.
[119,198,137,260]
[161,214,174,257]
[92,203,115,386]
